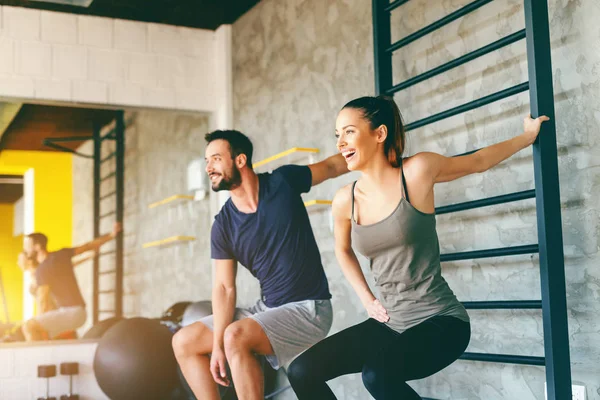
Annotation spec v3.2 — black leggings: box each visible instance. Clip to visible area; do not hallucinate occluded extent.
[287,315,470,400]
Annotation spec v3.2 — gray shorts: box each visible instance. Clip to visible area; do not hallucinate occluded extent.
[197,299,333,370]
[34,305,87,338]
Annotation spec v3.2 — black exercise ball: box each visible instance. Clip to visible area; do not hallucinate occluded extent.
[82,316,124,339]
[93,317,178,400]
[181,300,213,327]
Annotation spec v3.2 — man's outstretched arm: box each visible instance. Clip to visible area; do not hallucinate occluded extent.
[308,153,348,187]
[73,222,122,256]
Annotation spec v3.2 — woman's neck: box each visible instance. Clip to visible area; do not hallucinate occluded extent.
[359,154,400,192]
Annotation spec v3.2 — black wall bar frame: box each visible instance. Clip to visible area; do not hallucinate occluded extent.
[372,0,571,399]
[92,111,125,324]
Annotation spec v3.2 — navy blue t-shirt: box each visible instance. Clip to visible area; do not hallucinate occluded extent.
[211,165,331,307]
[36,248,85,308]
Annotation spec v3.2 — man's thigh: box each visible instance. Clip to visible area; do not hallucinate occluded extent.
[249,299,333,370]
[193,307,255,330]
[226,318,275,356]
[34,306,86,337]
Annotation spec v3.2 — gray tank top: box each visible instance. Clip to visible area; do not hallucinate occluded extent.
[351,164,470,334]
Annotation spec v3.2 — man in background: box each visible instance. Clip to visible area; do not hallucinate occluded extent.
[21,222,121,341]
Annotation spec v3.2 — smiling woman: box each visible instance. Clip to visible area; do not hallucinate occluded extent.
[287,94,549,399]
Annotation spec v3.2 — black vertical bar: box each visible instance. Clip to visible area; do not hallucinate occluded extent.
[373,0,393,95]
[523,1,572,400]
[115,111,125,318]
[92,122,101,325]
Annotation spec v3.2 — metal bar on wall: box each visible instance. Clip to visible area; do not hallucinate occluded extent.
[440,244,538,262]
[385,0,410,13]
[461,352,545,366]
[435,189,536,215]
[92,122,101,325]
[404,82,529,132]
[386,29,526,95]
[462,300,542,309]
[387,0,494,53]
[523,1,572,399]
[115,110,125,318]
[373,0,393,96]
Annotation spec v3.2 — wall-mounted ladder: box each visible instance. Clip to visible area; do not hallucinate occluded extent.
[92,111,125,324]
[372,1,571,399]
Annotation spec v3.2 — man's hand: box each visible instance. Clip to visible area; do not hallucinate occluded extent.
[111,222,123,239]
[309,153,349,187]
[210,346,230,387]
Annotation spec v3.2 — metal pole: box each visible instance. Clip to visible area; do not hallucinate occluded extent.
[373,0,393,95]
[93,122,101,325]
[523,1,572,399]
[115,111,125,318]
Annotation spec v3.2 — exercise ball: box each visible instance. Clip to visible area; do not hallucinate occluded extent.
[181,300,212,327]
[82,316,124,339]
[161,301,192,332]
[93,317,178,400]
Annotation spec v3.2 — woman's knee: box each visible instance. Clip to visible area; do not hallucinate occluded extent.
[362,366,377,392]
[287,356,314,388]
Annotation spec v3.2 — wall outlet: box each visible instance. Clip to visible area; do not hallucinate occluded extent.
[544,383,586,400]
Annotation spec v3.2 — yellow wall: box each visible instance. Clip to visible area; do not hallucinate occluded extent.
[0,150,73,320]
[0,204,23,323]
[0,150,73,251]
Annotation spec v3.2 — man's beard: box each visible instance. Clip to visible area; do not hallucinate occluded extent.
[211,165,242,192]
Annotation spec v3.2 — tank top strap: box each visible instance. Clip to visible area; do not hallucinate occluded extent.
[351,181,358,221]
[400,158,410,203]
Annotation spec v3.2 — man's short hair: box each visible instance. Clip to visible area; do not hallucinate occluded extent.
[27,233,48,250]
[205,130,254,169]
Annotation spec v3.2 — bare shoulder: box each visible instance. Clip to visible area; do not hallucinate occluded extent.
[403,152,438,179]
[332,182,354,218]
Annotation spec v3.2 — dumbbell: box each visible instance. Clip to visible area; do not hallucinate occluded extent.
[37,364,57,400]
[60,362,79,400]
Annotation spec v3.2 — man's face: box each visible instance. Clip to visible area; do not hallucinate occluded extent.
[205,139,242,192]
[17,252,27,271]
[23,237,37,259]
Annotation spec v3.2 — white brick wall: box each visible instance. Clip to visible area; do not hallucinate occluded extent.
[0,341,107,400]
[34,77,71,101]
[114,19,147,52]
[15,41,52,77]
[78,16,113,48]
[52,44,87,79]
[0,74,34,97]
[3,7,40,40]
[41,11,77,44]
[0,5,217,112]
[0,36,13,74]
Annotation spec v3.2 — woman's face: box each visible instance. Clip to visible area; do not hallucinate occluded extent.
[335,108,381,171]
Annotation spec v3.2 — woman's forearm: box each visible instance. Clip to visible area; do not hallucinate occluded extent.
[335,247,376,307]
[477,133,530,173]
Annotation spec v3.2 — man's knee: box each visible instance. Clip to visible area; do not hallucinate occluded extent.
[223,321,247,356]
[172,322,212,359]
[22,319,41,333]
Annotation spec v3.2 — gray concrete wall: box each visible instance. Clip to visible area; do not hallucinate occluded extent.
[231,0,600,399]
